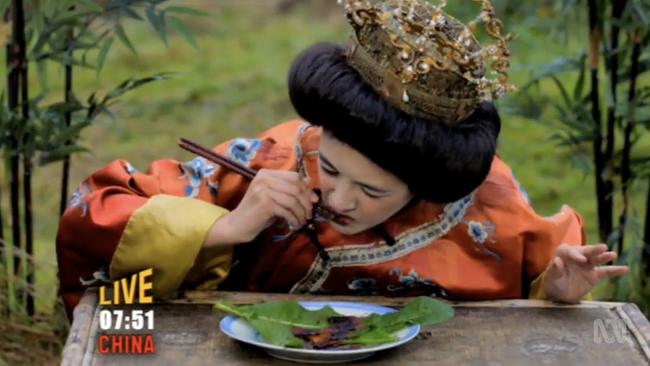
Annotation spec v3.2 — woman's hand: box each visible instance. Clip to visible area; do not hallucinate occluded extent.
[542,243,629,303]
[203,169,319,248]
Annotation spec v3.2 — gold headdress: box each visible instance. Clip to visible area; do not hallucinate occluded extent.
[341,0,516,126]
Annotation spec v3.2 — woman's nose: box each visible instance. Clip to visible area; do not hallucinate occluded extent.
[327,184,356,213]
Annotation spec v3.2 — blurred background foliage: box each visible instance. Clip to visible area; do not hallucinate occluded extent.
[0,0,648,364]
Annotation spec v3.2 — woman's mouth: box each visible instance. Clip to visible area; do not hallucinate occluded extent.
[317,195,355,225]
[333,213,354,226]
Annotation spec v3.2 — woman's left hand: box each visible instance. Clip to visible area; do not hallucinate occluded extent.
[542,243,629,304]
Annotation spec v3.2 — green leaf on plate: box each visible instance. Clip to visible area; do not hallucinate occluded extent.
[215,300,340,347]
[365,296,455,332]
[214,297,454,348]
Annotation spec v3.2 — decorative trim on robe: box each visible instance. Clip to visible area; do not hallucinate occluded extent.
[290,193,475,294]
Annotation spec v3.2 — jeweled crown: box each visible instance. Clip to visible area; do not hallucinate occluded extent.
[341,0,516,125]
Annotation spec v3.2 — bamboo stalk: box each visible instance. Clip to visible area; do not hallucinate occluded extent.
[605,0,627,253]
[17,0,32,316]
[60,29,74,217]
[587,0,608,244]
[6,0,26,314]
[22,158,33,316]
[10,0,33,316]
[620,28,642,259]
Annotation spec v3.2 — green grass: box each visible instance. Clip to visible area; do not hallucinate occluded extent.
[1,0,648,313]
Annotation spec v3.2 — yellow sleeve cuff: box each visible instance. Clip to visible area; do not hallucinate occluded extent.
[528,270,592,301]
[109,194,232,299]
[528,270,548,300]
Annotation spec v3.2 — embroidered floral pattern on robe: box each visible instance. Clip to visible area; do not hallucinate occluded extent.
[227,138,263,167]
[387,268,448,298]
[464,220,501,261]
[179,157,219,198]
[69,183,93,217]
[124,162,138,175]
[79,266,110,287]
[347,277,379,295]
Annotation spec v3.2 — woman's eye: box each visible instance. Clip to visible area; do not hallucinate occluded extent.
[321,166,339,176]
[362,189,383,199]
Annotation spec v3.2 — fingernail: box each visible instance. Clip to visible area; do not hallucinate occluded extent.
[311,193,319,202]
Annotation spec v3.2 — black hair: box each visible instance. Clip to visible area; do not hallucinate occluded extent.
[288,42,501,204]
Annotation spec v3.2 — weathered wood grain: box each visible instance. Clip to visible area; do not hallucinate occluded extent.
[63,290,650,366]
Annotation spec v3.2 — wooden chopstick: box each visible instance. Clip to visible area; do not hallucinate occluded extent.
[178,137,339,223]
[179,138,257,179]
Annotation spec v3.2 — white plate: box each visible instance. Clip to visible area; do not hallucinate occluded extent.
[219,301,420,364]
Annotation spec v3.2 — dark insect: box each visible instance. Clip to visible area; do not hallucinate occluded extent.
[292,316,364,349]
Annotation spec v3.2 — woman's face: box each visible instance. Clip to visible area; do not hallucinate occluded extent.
[317,131,414,235]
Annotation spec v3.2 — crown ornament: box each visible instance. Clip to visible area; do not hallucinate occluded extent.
[340,0,516,125]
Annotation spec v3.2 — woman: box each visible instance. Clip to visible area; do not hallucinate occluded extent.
[57,0,628,317]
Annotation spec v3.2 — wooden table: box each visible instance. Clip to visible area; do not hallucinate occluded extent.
[62,289,650,365]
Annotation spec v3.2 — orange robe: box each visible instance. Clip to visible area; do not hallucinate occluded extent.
[56,120,585,317]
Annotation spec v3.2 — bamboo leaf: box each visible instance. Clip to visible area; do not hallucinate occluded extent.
[52,121,92,146]
[97,105,116,121]
[573,54,587,101]
[86,91,97,107]
[620,58,650,81]
[54,8,97,28]
[165,5,210,17]
[551,76,573,110]
[115,23,137,54]
[96,36,114,76]
[38,144,91,165]
[119,5,144,20]
[569,153,593,174]
[104,73,173,101]
[500,97,544,121]
[78,0,104,13]
[44,100,84,115]
[50,53,95,69]
[169,16,198,50]
[631,0,649,25]
[550,100,570,124]
[146,5,168,47]
[522,55,584,90]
